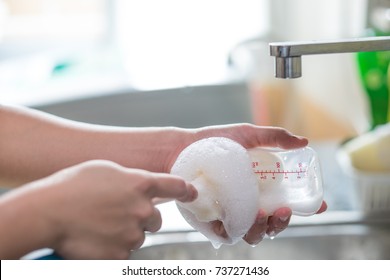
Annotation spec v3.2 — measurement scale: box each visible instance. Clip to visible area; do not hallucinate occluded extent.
[247,147,319,186]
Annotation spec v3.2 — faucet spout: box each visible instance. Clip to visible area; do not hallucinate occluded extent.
[269,36,390,78]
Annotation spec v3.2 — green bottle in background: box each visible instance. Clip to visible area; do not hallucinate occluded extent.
[356,1,390,129]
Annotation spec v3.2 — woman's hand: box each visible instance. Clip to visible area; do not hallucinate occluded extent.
[212,202,327,245]
[169,124,328,245]
[166,124,309,173]
[48,160,196,259]
[0,160,196,260]
[245,202,327,245]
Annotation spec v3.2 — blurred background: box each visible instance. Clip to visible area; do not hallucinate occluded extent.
[0,0,387,140]
[3,1,390,260]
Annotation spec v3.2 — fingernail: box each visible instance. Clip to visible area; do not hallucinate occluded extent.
[188,183,198,201]
[178,183,197,202]
[279,215,289,222]
[257,217,267,225]
[268,231,277,239]
[256,210,268,224]
[260,232,266,240]
[293,133,306,140]
[247,231,265,247]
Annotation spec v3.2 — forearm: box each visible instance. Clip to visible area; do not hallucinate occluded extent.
[0,104,194,187]
[0,185,55,259]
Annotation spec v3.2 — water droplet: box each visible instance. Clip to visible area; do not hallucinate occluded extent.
[268,231,276,240]
[211,241,222,250]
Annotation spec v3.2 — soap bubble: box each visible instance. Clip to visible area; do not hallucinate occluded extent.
[171,137,260,247]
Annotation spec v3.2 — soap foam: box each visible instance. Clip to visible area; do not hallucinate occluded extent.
[171,137,260,247]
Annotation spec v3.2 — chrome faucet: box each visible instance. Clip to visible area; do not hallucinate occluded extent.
[269,36,390,78]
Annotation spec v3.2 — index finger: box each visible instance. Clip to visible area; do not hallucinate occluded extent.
[146,173,197,203]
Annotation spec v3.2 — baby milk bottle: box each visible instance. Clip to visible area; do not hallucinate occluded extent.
[171,137,324,247]
[248,146,323,216]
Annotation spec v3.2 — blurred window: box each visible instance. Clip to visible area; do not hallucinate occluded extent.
[0,0,109,57]
[0,0,267,104]
[114,0,267,88]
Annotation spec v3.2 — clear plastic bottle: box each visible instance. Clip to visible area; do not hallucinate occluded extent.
[171,137,324,247]
[248,146,324,216]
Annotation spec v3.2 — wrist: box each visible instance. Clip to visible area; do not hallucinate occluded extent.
[159,127,196,173]
[0,182,60,259]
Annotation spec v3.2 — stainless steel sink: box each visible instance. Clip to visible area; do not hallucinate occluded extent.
[130,213,390,260]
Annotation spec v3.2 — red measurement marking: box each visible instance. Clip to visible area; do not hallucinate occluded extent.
[254,170,307,174]
[254,169,308,180]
